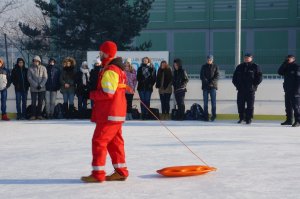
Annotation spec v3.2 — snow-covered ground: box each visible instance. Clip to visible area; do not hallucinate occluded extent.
[0,120,299,199]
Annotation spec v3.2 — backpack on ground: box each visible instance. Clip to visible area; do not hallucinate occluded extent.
[190,103,205,120]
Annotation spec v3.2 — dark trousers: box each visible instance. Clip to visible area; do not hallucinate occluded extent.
[293,97,300,122]
[237,90,255,121]
[138,91,152,116]
[159,93,171,114]
[16,91,28,117]
[31,91,45,117]
[284,92,294,121]
[126,94,134,113]
[175,92,186,120]
[78,95,88,112]
[0,89,8,115]
[203,89,217,118]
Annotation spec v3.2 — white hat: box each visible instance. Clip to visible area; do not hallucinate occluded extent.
[81,61,88,67]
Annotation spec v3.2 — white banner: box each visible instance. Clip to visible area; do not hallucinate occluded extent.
[87,51,169,71]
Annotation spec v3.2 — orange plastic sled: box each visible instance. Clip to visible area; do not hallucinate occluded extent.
[157,165,217,177]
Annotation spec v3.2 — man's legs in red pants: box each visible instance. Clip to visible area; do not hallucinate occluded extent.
[107,127,129,177]
[91,122,128,181]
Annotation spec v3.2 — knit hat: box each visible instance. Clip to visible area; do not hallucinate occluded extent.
[99,41,117,58]
[33,55,41,62]
[287,55,295,59]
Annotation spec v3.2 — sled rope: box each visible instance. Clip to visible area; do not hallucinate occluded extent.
[139,99,209,166]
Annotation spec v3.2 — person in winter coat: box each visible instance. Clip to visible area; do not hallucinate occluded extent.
[200,55,219,121]
[60,57,76,118]
[45,58,61,119]
[156,60,172,120]
[89,58,103,108]
[27,56,48,120]
[0,58,11,121]
[82,41,130,183]
[76,61,90,112]
[124,58,137,120]
[11,58,30,120]
[232,53,262,124]
[137,57,156,119]
[173,58,189,121]
[278,55,300,127]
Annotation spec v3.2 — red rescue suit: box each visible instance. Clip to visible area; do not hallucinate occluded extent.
[89,57,128,181]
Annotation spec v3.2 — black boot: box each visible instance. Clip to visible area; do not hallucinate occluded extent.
[63,103,69,119]
[292,121,300,127]
[68,104,75,119]
[281,119,293,125]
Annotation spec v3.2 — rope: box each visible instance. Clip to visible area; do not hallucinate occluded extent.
[138,99,209,166]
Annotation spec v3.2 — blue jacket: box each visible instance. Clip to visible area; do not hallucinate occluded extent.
[46,65,61,91]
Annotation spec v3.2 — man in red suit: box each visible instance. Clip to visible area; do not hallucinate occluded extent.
[81,41,130,183]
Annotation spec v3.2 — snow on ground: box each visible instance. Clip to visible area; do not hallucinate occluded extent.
[0,120,299,199]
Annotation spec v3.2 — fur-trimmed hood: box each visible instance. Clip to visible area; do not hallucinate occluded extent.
[62,57,76,67]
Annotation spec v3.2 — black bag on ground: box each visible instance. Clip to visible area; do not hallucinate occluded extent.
[185,110,194,120]
[190,103,205,120]
[131,105,140,120]
[53,103,64,119]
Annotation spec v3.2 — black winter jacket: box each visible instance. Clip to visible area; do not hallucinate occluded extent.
[46,65,61,92]
[11,65,28,92]
[232,62,262,92]
[200,63,219,90]
[137,63,156,92]
[173,68,189,94]
[75,70,90,98]
[89,66,102,91]
[278,61,299,93]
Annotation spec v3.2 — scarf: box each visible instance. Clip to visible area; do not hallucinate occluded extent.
[80,67,90,86]
[142,64,151,79]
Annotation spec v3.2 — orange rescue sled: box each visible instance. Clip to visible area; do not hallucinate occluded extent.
[157,165,217,177]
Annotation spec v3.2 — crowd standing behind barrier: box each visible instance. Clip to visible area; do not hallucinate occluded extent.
[0,54,299,127]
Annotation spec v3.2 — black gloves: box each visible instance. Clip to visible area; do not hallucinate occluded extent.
[37,85,42,90]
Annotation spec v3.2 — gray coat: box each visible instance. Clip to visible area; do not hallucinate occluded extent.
[27,64,48,92]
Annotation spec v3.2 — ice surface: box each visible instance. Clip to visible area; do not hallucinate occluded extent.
[0,120,300,199]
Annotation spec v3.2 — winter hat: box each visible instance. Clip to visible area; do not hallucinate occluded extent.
[244,53,253,58]
[81,61,88,68]
[99,41,117,58]
[33,55,41,62]
[207,55,214,60]
[124,58,132,65]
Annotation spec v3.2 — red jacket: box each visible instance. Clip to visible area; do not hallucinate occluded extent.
[90,58,127,123]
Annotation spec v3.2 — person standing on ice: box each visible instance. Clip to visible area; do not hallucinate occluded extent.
[278,55,298,126]
[232,53,262,124]
[200,55,219,122]
[81,41,130,183]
